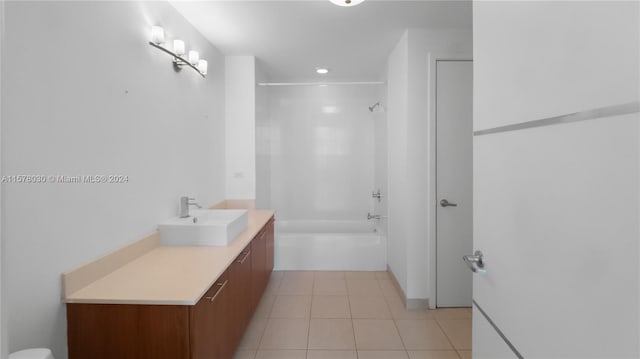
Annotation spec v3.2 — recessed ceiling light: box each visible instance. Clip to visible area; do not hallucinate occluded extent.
[329,0,366,6]
[316,68,330,74]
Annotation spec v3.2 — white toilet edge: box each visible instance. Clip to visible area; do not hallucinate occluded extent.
[8,348,54,359]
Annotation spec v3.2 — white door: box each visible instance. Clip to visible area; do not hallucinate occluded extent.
[436,60,473,308]
[472,1,639,358]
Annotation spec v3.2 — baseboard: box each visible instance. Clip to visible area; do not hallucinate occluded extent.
[386,265,430,310]
[406,298,429,310]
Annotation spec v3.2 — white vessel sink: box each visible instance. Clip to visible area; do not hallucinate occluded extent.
[158,209,249,246]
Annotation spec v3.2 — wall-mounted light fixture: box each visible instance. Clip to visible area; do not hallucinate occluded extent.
[148,26,207,77]
[173,39,185,57]
[329,0,366,7]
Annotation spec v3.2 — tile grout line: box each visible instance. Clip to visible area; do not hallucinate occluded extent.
[264,276,280,318]
[256,273,299,358]
[389,308,410,356]
[346,291,358,359]
[264,275,282,321]
[433,315,461,354]
[304,273,315,355]
[254,314,267,357]
[380,286,395,320]
[435,312,473,353]
[255,275,283,357]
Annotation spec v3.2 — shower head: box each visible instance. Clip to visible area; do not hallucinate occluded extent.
[369,102,380,112]
[369,101,384,113]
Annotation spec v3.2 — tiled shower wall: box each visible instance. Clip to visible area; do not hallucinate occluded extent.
[264,85,381,221]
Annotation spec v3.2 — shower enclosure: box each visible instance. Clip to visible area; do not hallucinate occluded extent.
[256,83,387,270]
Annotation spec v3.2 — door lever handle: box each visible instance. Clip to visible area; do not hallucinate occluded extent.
[440,199,458,207]
[463,250,486,274]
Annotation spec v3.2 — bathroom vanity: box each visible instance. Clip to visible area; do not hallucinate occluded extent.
[63,208,274,359]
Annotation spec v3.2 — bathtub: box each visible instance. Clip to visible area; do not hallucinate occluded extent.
[275,220,387,271]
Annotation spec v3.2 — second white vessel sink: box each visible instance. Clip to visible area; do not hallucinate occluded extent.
[158,209,249,246]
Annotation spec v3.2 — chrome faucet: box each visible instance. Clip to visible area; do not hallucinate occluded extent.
[179,196,202,218]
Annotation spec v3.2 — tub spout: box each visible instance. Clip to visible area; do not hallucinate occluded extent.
[367,212,381,220]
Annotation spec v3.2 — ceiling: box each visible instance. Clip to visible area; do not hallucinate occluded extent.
[169,0,472,82]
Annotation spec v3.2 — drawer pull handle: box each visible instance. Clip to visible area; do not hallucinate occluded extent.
[205,279,228,303]
[237,250,251,264]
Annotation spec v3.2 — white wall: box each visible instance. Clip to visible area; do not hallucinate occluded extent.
[386,31,410,295]
[2,2,226,357]
[255,62,271,209]
[372,85,388,237]
[475,2,639,131]
[268,85,377,221]
[386,28,471,304]
[225,56,256,200]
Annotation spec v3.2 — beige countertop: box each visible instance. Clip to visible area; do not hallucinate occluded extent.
[64,209,274,306]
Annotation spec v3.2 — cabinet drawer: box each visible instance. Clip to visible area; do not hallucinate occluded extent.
[190,270,231,359]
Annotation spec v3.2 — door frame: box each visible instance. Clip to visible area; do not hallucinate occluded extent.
[0,0,6,354]
[427,55,472,309]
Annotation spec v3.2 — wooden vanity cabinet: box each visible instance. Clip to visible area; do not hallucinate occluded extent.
[66,215,275,359]
[265,218,275,274]
[251,227,267,310]
[251,217,276,310]
[229,244,252,349]
[191,269,231,359]
[67,272,231,359]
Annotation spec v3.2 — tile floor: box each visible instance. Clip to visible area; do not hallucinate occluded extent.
[234,271,472,359]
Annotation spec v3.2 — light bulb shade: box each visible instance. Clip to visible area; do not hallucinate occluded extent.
[329,0,365,6]
[197,60,208,75]
[151,26,165,44]
[173,40,185,56]
[188,51,200,66]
